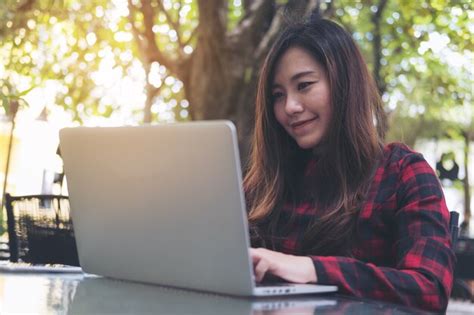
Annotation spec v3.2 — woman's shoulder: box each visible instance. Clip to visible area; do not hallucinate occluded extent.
[382,142,424,166]
[380,142,437,183]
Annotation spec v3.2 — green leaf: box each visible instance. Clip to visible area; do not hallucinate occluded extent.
[1,94,8,114]
[17,85,36,97]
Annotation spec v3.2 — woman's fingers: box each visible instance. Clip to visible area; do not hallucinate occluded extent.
[249,248,261,264]
[249,247,317,283]
[250,248,270,282]
[254,256,270,282]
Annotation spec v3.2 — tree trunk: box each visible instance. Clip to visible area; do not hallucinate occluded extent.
[371,0,388,96]
[183,42,260,165]
[462,130,471,231]
[1,100,19,211]
[129,0,326,167]
[183,0,320,166]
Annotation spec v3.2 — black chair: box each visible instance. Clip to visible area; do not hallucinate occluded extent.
[0,240,9,261]
[450,211,459,247]
[450,211,474,301]
[5,193,79,266]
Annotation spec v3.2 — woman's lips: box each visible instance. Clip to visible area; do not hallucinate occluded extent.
[291,116,318,131]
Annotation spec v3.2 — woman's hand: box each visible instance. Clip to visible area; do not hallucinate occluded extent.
[249,247,317,284]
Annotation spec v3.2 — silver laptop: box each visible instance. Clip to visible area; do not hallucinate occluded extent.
[59,120,337,297]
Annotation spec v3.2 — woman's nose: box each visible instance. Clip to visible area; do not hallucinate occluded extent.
[285,95,304,115]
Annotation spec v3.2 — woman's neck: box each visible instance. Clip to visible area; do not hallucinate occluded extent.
[311,142,329,158]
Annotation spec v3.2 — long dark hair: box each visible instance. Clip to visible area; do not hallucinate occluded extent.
[244,16,387,256]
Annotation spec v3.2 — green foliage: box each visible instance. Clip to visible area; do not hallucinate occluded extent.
[0,0,472,144]
[0,79,32,117]
[331,0,473,145]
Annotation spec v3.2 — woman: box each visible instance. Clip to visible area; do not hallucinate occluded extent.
[243,15,454,312]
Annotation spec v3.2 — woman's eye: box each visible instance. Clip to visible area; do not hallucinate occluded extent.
[271,91,284,100]
[297,82,314,90]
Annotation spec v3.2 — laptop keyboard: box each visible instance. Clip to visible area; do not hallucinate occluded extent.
[256,282,296,287]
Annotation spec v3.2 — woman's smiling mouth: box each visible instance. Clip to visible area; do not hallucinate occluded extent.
[290,116,319,132]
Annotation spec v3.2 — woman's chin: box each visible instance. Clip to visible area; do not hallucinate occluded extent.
[294,136,322,150]
[296,140,318,150]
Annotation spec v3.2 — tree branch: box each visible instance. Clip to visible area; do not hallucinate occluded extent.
[183,27,198,47]
[253,4,285,62]
[156,0,184,48]
[373,0,389,20]
[304,0,321,17]
[243,0,253,13]
[371,0,389,95]
[322,0,336,19]
[197,0,227,42]
[229,0,274,49]
[254,0,315,63]
[135,0,179,75]
[17,0,35,11]
[127,0,148,63]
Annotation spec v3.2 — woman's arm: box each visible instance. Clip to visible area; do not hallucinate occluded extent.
[310,150,455,312]
[312,153,455,311]
[250,151,455,312]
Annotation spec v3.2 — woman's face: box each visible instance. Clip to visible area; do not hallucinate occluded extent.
[272,46,332,149]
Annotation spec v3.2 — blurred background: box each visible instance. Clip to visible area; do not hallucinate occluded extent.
[0,0,472,239]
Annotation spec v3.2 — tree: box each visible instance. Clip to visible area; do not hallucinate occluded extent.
[2,0,471,151]
[126,0,329,160]
[1,0,472,223]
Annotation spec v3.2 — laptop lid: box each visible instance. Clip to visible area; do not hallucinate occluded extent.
[60,121,255,295]
[60,120,337,297]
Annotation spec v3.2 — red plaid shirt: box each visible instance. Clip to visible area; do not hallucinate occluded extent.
[258,143,455,312]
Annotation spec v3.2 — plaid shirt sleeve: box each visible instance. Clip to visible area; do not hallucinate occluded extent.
[311,146,455,312]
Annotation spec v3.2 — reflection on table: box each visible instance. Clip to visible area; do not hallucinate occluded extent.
[0,272,425,314]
